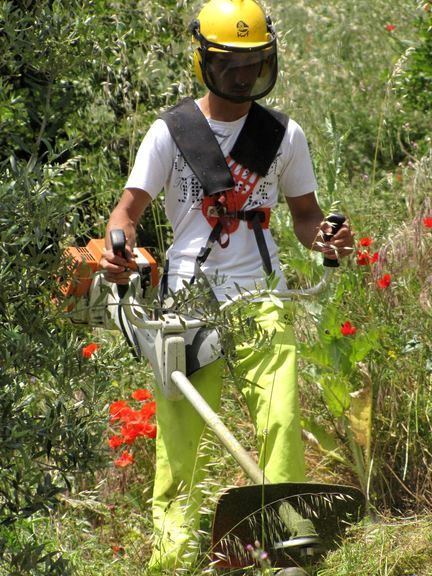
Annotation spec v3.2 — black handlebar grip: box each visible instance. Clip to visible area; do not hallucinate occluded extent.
[323,213,346,268]
[111,229,127,258]
[110,229,128,298]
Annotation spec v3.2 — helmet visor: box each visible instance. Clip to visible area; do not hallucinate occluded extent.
[201,42,277,103]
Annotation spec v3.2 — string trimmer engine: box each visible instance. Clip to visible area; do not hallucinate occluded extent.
[60,237,158,327]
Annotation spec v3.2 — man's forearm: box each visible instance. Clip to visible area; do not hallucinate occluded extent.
[293,211,325,251]
[104,188,152,250]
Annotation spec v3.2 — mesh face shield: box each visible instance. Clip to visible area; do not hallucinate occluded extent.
[192,21,278,103]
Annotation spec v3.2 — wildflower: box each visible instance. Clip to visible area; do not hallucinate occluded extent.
[114,450,134,467]
[82,342,98,358]
[108,435,124,449]
[357,250,379,265]
[109,400,132,421]
[144,423,157,439]
[377,273,392,289]
[359,237,373,247]
[111,544,125,556]
[131,388,153,401]
[368,252,379,264]
[423,217,432,228]
[357,250,370,265]
[140,401,157,420]
[109,393,156,465]
[340,321,357,336]
[120,423,142,445]
[121,421,157,444]
[385,24,396,32]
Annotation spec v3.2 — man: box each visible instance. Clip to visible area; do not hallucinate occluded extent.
[101,0,354,573]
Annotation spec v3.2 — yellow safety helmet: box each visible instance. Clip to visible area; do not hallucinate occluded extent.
[190,0,278,103]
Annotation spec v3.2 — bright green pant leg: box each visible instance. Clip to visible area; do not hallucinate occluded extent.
[234,301,306,483]
[148,301,307,570]
[148,359,224,571]
[234,302,314,540]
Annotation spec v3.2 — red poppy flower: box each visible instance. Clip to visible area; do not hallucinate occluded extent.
[423,217,432,228]
[82,343,98,358]
[109,400,132,421]
[357,250,379,265]
[114,450,134,467]
[357,250,377,265]
[140,401,156,420]
[357,250,370,265]
[131,388,153,401]
[121,422,144,444]
[385,24,396,32]
[359,237,373,247]
[369,252,379,264]
[108,435,124,449]
[120,424,138,445]
[143,423,157,439]
[377,273,392,289]
[340,321,357,336]
[121,419,157,444]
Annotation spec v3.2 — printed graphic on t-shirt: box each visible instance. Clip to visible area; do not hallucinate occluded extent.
[174,151,282,212]
[173,153,202,205]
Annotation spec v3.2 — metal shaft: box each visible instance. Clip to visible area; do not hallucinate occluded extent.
[171,370,269,485]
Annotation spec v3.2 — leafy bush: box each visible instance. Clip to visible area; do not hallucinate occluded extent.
[0,154,114,572]
[395,1,432,115]
[0,0,192,572]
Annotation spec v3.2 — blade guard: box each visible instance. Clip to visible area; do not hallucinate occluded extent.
[211,482,365,569]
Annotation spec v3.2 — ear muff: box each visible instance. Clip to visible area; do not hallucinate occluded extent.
[258,57,270,78]
[193,48,204,85]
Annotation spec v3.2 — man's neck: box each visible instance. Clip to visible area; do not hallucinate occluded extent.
[198,92,251,121]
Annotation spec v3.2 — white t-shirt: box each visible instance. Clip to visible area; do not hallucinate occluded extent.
[126,105,317,300]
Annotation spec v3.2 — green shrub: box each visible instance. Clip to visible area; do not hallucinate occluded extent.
[0,0,193,572]
[395,1,432,115]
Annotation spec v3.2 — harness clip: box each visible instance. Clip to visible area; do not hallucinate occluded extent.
[207,205,224,218]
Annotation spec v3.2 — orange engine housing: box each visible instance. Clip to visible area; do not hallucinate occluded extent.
[61,239,158,298]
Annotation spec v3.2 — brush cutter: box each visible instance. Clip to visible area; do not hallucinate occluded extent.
[62,215,365,571]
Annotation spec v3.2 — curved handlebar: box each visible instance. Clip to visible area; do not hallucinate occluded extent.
[113,211,345,331]
[122,267,334,331]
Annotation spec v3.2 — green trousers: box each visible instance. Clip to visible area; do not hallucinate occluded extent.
[148,302,306,572]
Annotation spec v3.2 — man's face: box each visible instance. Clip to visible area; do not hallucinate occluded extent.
[202,46,277,103]
[207,52,262,100]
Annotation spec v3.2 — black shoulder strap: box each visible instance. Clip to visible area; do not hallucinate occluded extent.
[160,97,235,196]
[230,102,288,177]
[160,97,289,193]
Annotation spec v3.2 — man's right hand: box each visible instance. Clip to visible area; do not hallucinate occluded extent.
[99,188,152,284]
[99,245,136,285]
